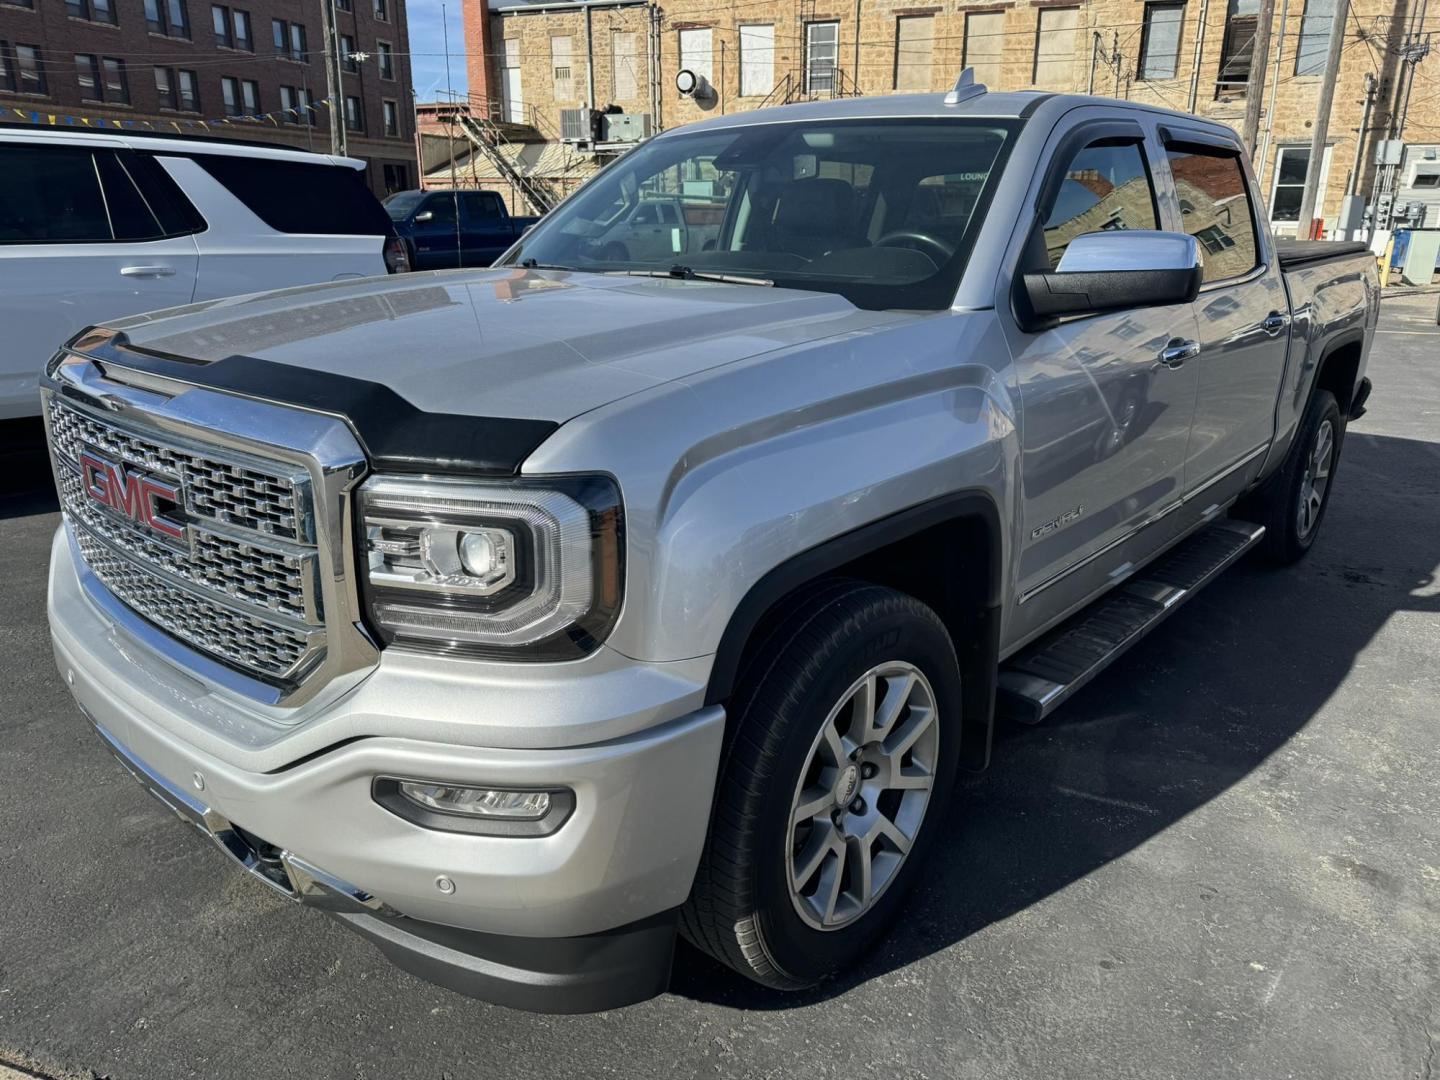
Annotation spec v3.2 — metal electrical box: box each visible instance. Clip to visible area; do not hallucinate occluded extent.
[1398,230,1440,286]
[602,113,653,143]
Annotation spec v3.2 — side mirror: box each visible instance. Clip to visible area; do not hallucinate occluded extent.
[414,210,434,224]
[1020,230,1202,328]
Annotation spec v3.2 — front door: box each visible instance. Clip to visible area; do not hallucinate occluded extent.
[1162,133,1290,505]
[1004,129,1200,646]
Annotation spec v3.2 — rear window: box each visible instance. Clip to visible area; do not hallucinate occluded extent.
[192,153,392,236]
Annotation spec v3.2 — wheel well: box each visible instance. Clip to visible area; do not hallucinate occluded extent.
[705,495,1003,769]
[1316,340,1362,418]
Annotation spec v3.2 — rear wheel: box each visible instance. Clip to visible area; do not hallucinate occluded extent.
[1246,388,1343,564]
[681,582,962,988]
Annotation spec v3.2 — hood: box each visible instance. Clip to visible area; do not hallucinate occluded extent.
[106,268,908,423]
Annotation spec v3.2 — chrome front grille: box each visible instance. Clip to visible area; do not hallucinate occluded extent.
[48,395,325,686]
[49,398,306,542]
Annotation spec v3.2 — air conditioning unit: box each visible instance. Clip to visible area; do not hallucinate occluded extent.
[602,113,652,143]
[559,107,590,143]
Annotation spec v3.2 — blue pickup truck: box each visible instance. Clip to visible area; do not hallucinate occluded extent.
[384,189,540,271]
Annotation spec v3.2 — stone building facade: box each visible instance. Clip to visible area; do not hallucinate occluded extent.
[448,0,1429,234]
[0,0,418,194]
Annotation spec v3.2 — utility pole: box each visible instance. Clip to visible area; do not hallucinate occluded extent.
[322,0,346,155]
[1241,0,1276,157]
[1088,30,1100,94]
[1349,71,1376,196]
[1296,0,1349,238]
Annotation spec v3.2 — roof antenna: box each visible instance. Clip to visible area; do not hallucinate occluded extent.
[944,67,987,105]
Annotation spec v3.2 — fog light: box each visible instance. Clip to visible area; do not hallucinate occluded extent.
[399,781,552,819]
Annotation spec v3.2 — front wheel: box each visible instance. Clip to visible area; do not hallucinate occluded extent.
[680,581,962,989]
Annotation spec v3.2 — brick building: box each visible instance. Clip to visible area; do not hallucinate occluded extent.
[0,0,417,194]
[432,0,1431,236]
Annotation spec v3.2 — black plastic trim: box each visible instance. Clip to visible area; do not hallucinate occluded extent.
[1349,376,1372,421]
[1275,239,1373,271]
[1157,124,1246,153]
[327,906,678,1014]
[75,331,559,476]
[705,490,1004,707]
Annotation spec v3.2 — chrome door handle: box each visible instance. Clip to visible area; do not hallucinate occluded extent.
[1261,311,1289,335]
[1157,339,1200,369]
[120,265,176,278]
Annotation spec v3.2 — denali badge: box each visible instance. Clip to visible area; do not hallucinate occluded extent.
[79,447,186,542]
[1030,506,1085,540]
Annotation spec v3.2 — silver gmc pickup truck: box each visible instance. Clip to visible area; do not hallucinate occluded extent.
[43,80,1378,1013]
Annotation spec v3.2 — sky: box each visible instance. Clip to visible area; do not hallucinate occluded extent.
[408,0,469,102]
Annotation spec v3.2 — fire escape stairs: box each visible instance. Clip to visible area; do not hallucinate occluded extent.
[455,112,557,216]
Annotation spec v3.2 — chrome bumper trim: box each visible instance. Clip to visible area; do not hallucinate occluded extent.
[88,713,397,917]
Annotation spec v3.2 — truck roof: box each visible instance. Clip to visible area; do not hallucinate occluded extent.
[0,121,365,169]
[673,89,1238,139]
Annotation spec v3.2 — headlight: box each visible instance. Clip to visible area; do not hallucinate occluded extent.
[357,474,623,660]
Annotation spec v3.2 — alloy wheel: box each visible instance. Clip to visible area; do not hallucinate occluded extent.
[1297,417,1335,540]
[786,661,939,931]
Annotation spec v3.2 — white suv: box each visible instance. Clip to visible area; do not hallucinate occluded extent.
[0,127,407,419]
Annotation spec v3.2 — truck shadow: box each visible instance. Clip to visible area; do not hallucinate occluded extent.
[668,429,1440,1010]
[0,419,59,521]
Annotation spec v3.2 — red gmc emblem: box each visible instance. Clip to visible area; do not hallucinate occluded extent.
[79,448,185,542]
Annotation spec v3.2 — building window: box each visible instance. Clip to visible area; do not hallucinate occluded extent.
[78,55,128,104]
[678,27,713,84]
[178,68,198,110]
[1215,0,1258,94]
[145,0,189,38]
[374,0,388,21]
[221,75,257,115]
[3,0,35,8]
[76,54,100,99]
[893,15,934,91]
[377,40,393,80]
[241,78,258,113]
[383,98,399,136]
[1295,0,1336,75]
[383,163,408,194]
[212,4,251,48]
[153,66,199,111]
[280,85,315,125]
[341,34,358,72]
[335,0,350,10]
[738,24,773,97]
[613,30,639,99]
[1139,2,1184,79]
[1033,7,1079,88]
[1269,145,1332,224]
[154,65,175,108]
[271,20,309,61]
[805,21,839,94]
[551,35,573,98]
[345,94,363,132]
[67,0,117,25]
[0,42,46,95]
[962,12,1004,87]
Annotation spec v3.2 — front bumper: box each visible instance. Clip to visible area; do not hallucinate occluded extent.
[49,525,726,1011]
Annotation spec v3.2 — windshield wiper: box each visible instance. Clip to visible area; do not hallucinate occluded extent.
[518,258,577,271]
[613,265,774,287]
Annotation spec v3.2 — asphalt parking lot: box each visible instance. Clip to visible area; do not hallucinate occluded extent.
[1,293,1437,1080]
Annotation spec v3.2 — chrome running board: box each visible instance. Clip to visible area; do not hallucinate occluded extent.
[997,519,1266,724]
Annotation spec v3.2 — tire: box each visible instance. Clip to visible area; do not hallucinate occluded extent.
[1246,388,1343,564]
[680,581,962,989]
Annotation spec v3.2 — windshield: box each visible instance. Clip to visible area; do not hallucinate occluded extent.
[501,118,1020,311]
[383,190,426,220]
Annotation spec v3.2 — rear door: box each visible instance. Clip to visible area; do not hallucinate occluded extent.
[0,140,198,419]
[1000,118,1201,647]
[459,192,513,266]
[1160,128,1289,506]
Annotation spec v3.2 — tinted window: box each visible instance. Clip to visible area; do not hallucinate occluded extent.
[126,153,207,235]
[461,192,500,222]
[383,190,425,220]
[192,154,391,235]
[0,145,110,243]
[422,193,457,225]
[95,151,164,240]
[1042,140,1159,269]
[1166,144,1260,282]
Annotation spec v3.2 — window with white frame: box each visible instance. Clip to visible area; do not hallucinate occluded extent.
[963,12,1004,87]
[805,21,839,94]
[613,31,638,100]
[894,15,934,90]
[551,35,573,98]
[1033,7,1079,88]
[1269,144,1333,228]
[739,24,774,96]
[679,27,713,83]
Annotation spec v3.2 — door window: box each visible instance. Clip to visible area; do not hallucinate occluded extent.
[1041,139,1160,269]
[423,194,458,227]
[1165,143,1260,282]
[805,22,839,94]
[0,145,111,243]
[461,193,501,222]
